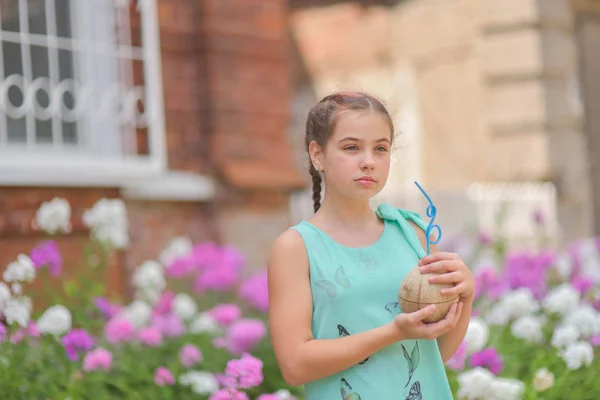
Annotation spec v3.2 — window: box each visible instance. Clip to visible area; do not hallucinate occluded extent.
[0,0,166,185]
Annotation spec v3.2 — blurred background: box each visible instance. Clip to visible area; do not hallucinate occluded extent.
[0,0,599,298]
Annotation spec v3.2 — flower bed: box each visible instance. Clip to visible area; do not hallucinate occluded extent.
[0,197,300,399]
[1,197,599,399]
[443,227,600,399]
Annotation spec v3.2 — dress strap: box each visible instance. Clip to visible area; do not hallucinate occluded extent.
[376,203,428,259]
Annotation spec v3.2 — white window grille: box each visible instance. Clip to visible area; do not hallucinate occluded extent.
[0,0,166,185]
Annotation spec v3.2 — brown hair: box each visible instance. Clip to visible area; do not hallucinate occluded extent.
[305,91,394,213]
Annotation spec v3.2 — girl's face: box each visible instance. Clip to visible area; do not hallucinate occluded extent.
[312,110,392,202]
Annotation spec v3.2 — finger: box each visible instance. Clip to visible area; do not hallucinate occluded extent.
[452,302,464,326]
[440,283,466,297]
[418,252,461,265]
[428,271,462,285]
[422,303,457,333]
[409,304,437,323]
[419,260,462,274]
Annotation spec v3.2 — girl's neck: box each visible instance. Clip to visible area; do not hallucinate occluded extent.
[315,192,379,229]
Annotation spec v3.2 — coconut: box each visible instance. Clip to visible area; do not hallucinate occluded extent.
[398,266,459,323]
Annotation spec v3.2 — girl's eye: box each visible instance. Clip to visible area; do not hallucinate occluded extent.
[376,146,388,152]
[344,145,358,151]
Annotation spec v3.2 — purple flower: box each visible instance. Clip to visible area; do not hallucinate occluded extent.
[571,275,593,294]
[238,270,269,312]
[30,240,62,276]
[0,323,6,343]
[590,334,600,347]
[62,329,95,361]
[470,347,504,375]
[503,250,555,299]
[474,267,508,301]
[93,297,121,320]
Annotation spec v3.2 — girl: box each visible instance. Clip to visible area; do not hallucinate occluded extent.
[267,92,475,399]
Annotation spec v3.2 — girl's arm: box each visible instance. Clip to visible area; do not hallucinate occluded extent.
[267,229,403,386]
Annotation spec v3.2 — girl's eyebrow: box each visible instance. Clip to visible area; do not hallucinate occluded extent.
[339,137,391,144]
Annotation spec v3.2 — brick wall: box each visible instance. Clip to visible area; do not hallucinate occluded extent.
[0,0,304,302]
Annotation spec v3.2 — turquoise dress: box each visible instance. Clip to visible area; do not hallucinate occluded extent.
[290,204,453,400]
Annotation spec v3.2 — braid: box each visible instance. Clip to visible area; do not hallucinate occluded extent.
[309,164,322,213]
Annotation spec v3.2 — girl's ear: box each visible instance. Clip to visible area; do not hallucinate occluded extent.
[308,140,324,171]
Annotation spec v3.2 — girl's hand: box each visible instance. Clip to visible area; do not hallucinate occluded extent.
[393,302,463,340]
[418,252,476,302]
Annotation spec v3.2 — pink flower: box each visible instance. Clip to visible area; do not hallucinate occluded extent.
[446,340,467,371]
[153,291,175,315]
[30,240,62,276]
[209,304,242,326]
[224,319,266,355]
[10,321,40,344]
[209,389,249,400]
[0,324,6,343]
[194,267,239,293]
[138,326,163,347]
[590,334,600,347]
[151,313,185,338]
[154,367,175,386]
[104,318,135,344]
[225,353,264,389]
[82,348,112,372]
[180,344,202,367]
[238,270,269,312]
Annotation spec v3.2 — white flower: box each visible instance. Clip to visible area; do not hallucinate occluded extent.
[11,283,21,295]
[33,197,71,234]
[3,254,36,283]
[179,371,219,395]
[457,367,495,399]
[189,312,221,335]
[563,304,600,337]
[37,305,72,336]
[172,293,197,321]
[543,283,581,316]
[485,288,539,325]
[490,377,525,400]
[116,300,152,328]
[82,198,129,249]
[551,324,580,348]
[159,236,193,267]
[532,368,554,391]
[464,317,489,354]
[0,282,11,311]
[275,389,293,399]
[132,261,165,293]
[561,341,594,370]
[3,297,31,327]
[511,315,544,344]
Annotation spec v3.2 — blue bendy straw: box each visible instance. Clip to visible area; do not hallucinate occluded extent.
[414,181,442,255]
